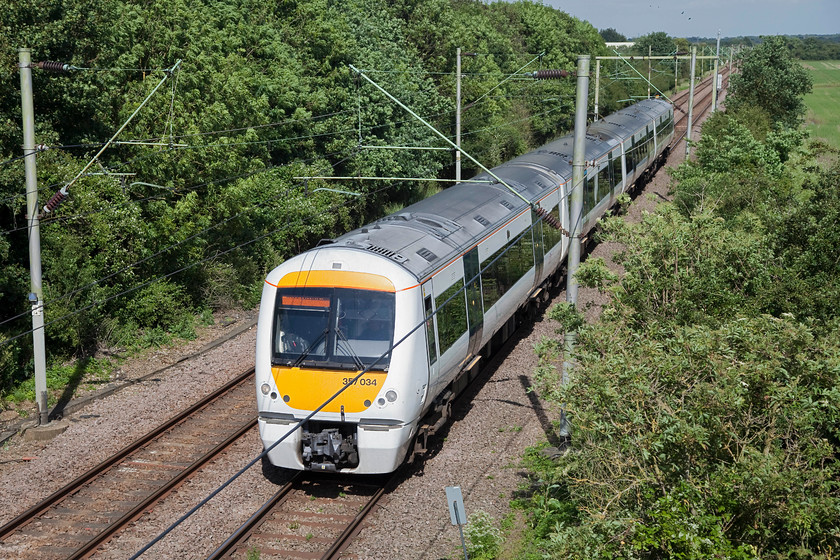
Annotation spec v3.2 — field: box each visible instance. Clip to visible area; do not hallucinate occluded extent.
[802,60,840,149]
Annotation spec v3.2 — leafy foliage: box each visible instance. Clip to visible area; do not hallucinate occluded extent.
[535,313,840,559]
[0,1,609,396]
[464,510,504,560]
[727,36,814,128]
[599,28,627,43]
[523,39,840,559]
[633,31,677,56]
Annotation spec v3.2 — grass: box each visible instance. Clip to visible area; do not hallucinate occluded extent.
[802,60,840,149]
[1,308,217,415]
[5,357,116,410]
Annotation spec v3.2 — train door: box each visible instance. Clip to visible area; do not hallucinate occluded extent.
[464,247,484,358]
[531,208,545,280]
[611,148,622,195]
[421,281,439,389]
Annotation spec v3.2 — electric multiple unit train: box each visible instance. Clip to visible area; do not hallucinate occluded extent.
[255,98,675,474]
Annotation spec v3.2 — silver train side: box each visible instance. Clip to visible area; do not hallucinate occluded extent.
[255,98,675,474]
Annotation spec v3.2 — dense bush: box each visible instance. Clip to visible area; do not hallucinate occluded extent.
[521,36,839,559]
[0,1,603,394]
[532,307,840,558]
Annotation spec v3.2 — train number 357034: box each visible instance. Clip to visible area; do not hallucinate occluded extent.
[343,377,377,386]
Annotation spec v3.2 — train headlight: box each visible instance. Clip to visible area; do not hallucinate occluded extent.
[377,389,398,408]
[260,383,271,396]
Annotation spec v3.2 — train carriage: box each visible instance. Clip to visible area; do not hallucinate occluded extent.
[255,97,674,474]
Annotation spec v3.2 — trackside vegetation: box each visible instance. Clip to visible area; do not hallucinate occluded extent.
[519,36,840,559]
[1,0,620,403]
[0,0,722,409]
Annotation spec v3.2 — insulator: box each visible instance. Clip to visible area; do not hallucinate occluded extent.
[534,69,571,80]
[43,186,69,214]
[37,61,71,73]
[534,206,564,231]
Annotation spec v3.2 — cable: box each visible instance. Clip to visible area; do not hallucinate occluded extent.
[37,63,174,73]
[0,127,367,236]
[128,188,563,559]
[0,148,358,331]
[2,69,593,331]
[0,98,472,236]
[4,91,567,318]
[460,105,567,138]
[0,180,370,348]
[465,52,545,109]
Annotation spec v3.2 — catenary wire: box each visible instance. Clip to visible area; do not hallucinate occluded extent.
[0,148,359,331]
[0,176,399,348]
[128,186,566,559]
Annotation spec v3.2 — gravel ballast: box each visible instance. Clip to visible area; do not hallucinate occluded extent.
[0,103,713,558]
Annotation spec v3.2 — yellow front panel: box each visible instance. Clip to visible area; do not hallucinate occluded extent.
[272,366,388,413]
[271,270,395,292]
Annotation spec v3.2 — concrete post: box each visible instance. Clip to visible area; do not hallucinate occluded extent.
[594,59,600,121]
[455,47,462,182]
[18,48,49,426]
[712,31,721,112]
[685,46,697,158]
[560,55,590,440]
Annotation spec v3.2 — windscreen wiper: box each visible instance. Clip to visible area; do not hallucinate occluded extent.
[290,328,329,368]
[335,327,366,370]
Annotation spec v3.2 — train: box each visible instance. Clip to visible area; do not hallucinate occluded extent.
[255,97,675,474]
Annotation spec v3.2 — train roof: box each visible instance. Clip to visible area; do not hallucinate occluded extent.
[321,98,673,281]
[328,179,532,280]
[589,97,672,143]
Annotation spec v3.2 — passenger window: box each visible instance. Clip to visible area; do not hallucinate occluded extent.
[435,281,467,355]
[481,228,535,311]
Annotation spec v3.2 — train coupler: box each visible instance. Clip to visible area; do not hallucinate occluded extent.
[301,423,359,471]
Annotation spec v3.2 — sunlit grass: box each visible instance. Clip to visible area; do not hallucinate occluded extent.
[802,60,840,149]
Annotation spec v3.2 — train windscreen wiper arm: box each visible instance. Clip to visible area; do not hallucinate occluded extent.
[291,328,329,368]
[335,327,366,370]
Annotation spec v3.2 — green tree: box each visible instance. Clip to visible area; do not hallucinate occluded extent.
[727,36,813,128]
[633,31,676,55]
[599,28,626,42]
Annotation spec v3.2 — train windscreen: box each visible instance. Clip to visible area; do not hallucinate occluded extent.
[272,287,395,370]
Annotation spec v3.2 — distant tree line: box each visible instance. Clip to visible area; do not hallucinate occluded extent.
[603,29,840,61]
[706,35,840,60]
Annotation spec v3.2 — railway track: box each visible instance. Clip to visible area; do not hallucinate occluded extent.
[0,69,731,560]
[671,66,730,145]
[207,472,393,560]
[201,71,734,560]
[0,368,257,560]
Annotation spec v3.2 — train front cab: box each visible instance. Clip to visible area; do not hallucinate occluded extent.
[256,255,428,474]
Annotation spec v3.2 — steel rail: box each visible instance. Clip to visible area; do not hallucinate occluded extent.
[0,367,255,540]
[206,474,393,560]
[204,473,303,560]
[672,69,728,147]
[321,479,391,560]
[72,417,257,559]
